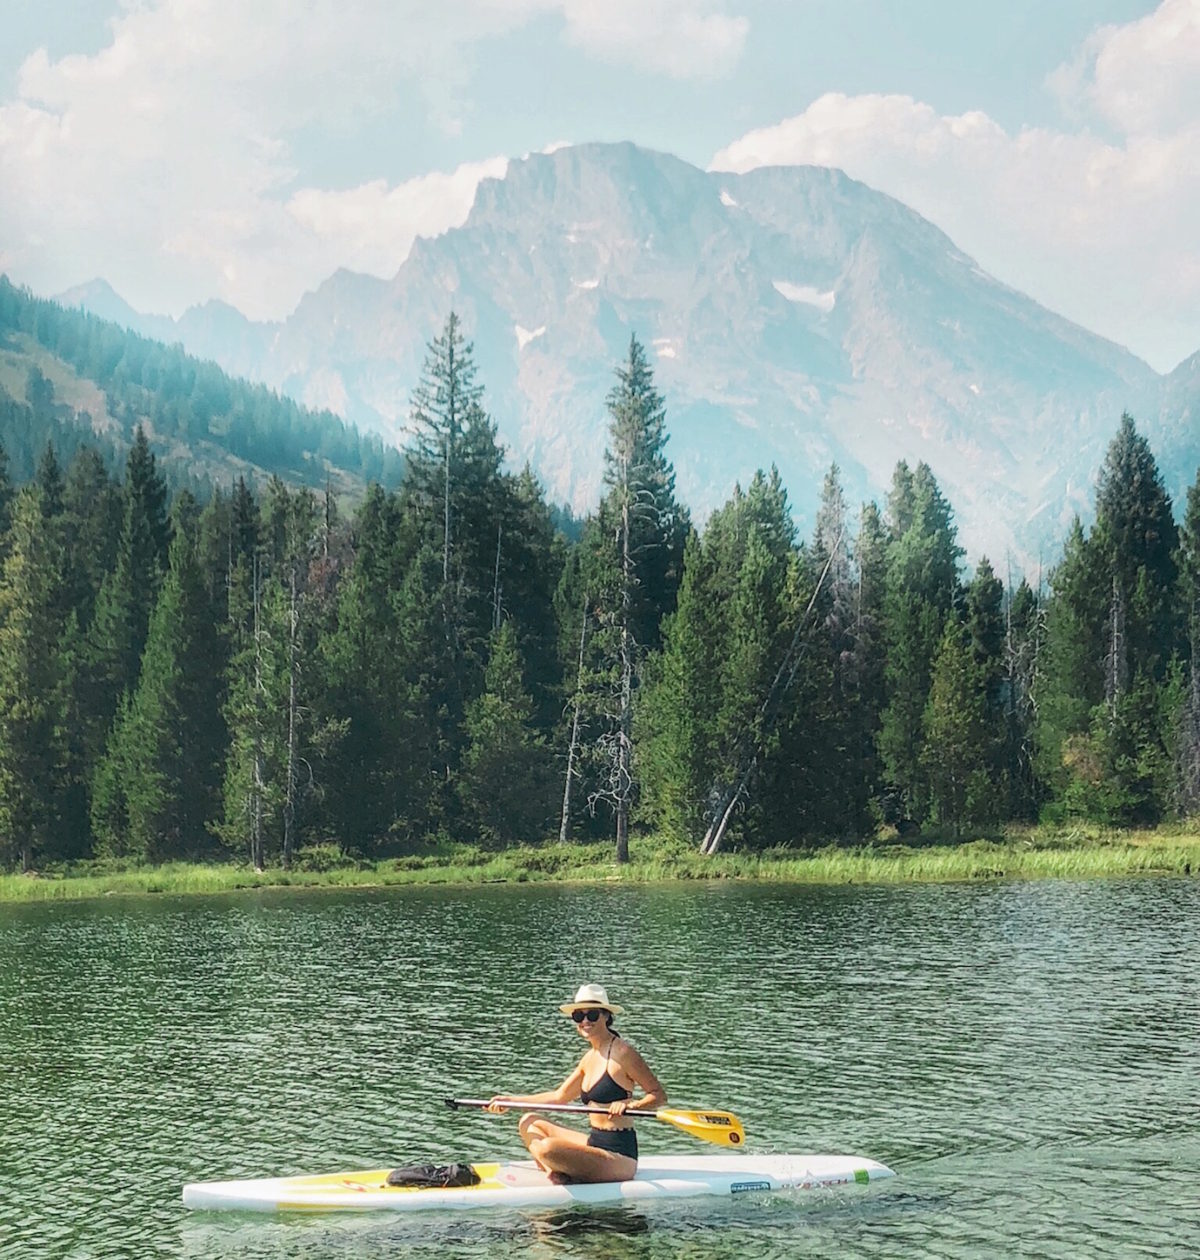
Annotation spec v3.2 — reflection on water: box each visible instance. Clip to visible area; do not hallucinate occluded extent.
[2,876,1198,1258]
[528,1206,651,1249]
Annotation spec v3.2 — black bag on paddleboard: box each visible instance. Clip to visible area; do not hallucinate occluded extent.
[386,1162,481,1188]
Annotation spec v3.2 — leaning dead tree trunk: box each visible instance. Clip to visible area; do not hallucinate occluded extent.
[281,565,300,871]
[559,599,589,844]
[700,535,842,856]
[614,495,634,864]
[250,554,267,873]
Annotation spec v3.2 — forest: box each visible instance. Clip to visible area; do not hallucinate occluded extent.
[0,276,404,494]
[1,307,1198,873]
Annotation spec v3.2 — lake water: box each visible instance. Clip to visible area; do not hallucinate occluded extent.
[1,877,1196,1258]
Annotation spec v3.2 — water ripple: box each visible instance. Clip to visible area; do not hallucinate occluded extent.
[0,876,1196,1257]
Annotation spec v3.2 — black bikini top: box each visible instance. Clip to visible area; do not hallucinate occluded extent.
[580,1038,631,1105]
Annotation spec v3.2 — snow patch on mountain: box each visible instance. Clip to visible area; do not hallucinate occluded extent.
[772,280,836,312]
[653,338,678,360]
[516,324,546,351]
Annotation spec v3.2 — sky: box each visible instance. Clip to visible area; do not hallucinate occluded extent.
[1,0,1197,372]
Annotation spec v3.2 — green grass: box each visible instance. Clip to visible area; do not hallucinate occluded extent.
[1,825,1197,905]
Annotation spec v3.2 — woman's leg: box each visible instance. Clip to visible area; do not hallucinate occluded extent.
[517,1114,637,1184]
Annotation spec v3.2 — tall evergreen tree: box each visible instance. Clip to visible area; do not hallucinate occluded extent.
[405,311,485,588]
[0,440,12,546]
[1034,518,1108,816]
[215,550,277,869]
[315,486,428,851]
[810,465,858,831]
[92,498,224,860]
[922,617,998,834]
[86,426,170,734]
[62,447,121,630]
[458,621,555,847]
[877,462,962,824]
[1003,577,1042,820]
[1177,470,1200,814]
[589,335,688,860]
[847,501,889,828]
[637,470,801,851]
[0,489,68,870]
[1093,414,1178,682]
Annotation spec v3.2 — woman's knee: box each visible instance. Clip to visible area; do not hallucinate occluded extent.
[518,1112,549,1142]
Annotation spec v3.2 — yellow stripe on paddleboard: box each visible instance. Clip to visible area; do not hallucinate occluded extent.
[274,1163,507,1208]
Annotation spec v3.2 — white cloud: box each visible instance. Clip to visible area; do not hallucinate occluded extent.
[1049,0,1200,135]
[712,1,1200,371]
[558,1,748,80]
[287,158,510,279]
[0,0,748,318]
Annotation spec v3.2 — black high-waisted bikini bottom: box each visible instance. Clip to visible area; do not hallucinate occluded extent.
[586,1127,638,1161]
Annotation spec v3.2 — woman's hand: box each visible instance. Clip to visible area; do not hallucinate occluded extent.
[485,1096,512,1113]
[607,1099,629,1116]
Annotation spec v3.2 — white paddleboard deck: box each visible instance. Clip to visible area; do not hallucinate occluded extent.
[183,1153,895,1213]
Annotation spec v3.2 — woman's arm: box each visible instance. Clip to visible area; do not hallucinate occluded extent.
[488,1064,584,1110]
[607,1044,667,1115]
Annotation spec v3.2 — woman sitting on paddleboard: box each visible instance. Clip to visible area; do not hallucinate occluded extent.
[488,984,666,1183]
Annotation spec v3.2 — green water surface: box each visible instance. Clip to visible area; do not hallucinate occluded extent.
[1,878,1196,1258]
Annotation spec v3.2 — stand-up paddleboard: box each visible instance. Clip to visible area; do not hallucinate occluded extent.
[182,1153,895,1213]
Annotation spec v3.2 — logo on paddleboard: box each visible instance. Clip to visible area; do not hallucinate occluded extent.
[730,1180,772,1195]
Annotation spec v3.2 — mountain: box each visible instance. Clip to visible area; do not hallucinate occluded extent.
[61,142,1195,565]
[56,279,278,383]
[1157,349,1200,508]
[0,277,402,496]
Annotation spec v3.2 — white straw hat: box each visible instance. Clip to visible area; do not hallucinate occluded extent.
[559,983,624,1016]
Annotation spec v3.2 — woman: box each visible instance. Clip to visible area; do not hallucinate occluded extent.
[488,984,666,1184]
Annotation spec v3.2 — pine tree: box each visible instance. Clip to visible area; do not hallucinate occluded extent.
[406,311,484,589]
[0,489,68,870]
[922,617,998,834]
[637,470,806,852]
[1003,577,1042,820]
[216,552,278,869]
[458,621,555,847]
[400,314,531,784]
[62,447,121,629]
[264,479,319,867]
[847,501,888,829]
[315,487,426,852]
[635,530,712,841]
[1093,414,1178,682]
[810,465,858,831]
[590,335,688,861]
[0,440,12,546]
[1177,470,1200,814]
[877,463,962,825]
[87,427,170,736]
[92,498,225,860]
[1034,519,1109,818]
[35,444,65,520]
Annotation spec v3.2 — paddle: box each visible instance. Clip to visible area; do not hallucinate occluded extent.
[444,1098,746,1148]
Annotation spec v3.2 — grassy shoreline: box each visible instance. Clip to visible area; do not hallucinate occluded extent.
[1,826,1197,905]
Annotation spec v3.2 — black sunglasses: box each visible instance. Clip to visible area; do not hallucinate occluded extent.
[571,1008,607,1024]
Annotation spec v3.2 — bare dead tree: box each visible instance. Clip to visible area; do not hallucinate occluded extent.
[1104,570,1128,718]
[249,552,266,873]
[559,599,589,844]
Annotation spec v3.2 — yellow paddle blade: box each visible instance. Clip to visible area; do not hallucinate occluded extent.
[655,1108,746,1147]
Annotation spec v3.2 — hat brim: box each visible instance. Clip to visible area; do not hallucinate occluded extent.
[559,1001,624,1016]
